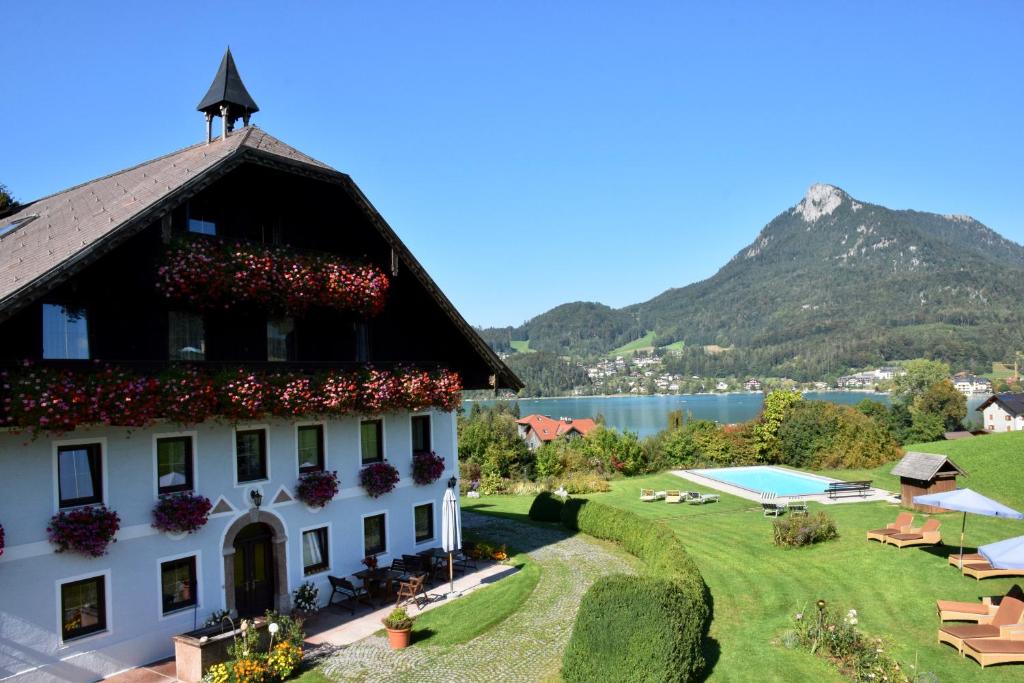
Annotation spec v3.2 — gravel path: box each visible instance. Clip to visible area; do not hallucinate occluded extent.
[312,511,635,682]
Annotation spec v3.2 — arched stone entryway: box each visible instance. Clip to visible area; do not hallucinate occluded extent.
[222,510,289,616]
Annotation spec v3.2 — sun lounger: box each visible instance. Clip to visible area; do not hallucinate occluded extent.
[865,512,914,543]
[640,488,659,502]
[937,594,1024,653]
[762,492,784,517]
[665,490,684,504]
[961,561,1024,581]
[686,491,719,505]
[962,632,1024,667]
[786,500,808,514]
[885,518,941,548]
[937,585,1024,623]
[948,552,986,567]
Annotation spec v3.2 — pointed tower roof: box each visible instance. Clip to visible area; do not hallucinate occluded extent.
[197,48,259,115]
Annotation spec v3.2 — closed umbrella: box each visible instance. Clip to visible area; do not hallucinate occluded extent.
[441,481,462,596]
[979,535,1024,570]
[913,488,1024,569]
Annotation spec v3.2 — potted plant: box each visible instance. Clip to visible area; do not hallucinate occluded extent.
[382,607,414,649]
[291,581,319,618]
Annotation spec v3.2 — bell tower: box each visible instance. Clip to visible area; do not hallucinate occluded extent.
[197,48,260,143]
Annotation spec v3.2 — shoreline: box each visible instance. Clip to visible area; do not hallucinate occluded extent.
[464,389,891,402]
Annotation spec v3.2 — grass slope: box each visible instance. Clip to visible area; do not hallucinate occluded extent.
[510,340,535,354]
[608,331,657,356]
[465,433,1024,682]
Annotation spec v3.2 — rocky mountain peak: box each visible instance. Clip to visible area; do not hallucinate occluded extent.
[793,183,848,222]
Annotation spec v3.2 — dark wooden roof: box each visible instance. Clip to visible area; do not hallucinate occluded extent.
[197,48,259,115]
[976,392,1024,415]
[0,127,521,390]
[890,451,966,481]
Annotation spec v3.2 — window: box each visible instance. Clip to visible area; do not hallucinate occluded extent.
[363,514,386,556]
[302,527,329,575]
[60,575,106,640]
[188,218,216,235]
[297,425,324,473]
[236,430,267,483]
[0,214,37,239]
[157,436,194,494]
[58,444,102,508]
[414,503,434,543]
[267,318,296,362]
[160,556,197,614]
[355,322,370,362]
[411,415,431,454]
[360,419,383,464]
[169,312,205,361]
[43,304,89,359]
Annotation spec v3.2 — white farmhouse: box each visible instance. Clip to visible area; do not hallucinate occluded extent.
[977,393,1024,432]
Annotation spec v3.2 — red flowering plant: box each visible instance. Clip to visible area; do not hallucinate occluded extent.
[48,506,121,557]
[1,363,462,435]
[359,462,400,498]
[295,470,340,508]
[157,238,390,317]
[152,492,213,535]
[411,451,445,486]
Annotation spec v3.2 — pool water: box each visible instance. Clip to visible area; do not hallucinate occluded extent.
[691,466,833,496]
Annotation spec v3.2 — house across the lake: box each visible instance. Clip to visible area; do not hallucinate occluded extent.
[743,378,762,392]
[977,393,1024,432]
[951,374,992,395]
[0,51,519,682]
[516,415,597,450]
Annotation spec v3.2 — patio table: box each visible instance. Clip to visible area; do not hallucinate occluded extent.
[353,568,404,606]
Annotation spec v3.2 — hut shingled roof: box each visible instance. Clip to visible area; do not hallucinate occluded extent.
[890,451,966,481]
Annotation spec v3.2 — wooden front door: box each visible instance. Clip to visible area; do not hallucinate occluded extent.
[233,523,275,618]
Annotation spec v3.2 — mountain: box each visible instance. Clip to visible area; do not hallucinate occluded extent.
[482,184,1024,379]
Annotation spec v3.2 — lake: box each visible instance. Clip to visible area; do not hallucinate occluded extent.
[464,392,989,438]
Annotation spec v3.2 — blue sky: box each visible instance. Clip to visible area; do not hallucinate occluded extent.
[2,2,1022,328]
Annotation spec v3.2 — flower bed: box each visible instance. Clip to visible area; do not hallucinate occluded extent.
[158,238,390,317]
[1,363,462,434]
[360,462,400,498]
[48,506,120,557]
[200,611,304,683]
[295,470,339,508]
[411,451,445,485]
[153,492,213,535]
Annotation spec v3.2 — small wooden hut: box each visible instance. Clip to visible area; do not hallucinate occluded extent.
[890,452,966,513]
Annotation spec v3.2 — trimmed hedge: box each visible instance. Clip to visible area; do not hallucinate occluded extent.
[528,491,564,522]
[559,497,710,682]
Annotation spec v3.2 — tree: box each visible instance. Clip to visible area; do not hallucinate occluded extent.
[912,380,966,431]
[0,184,16,214]
[751,389,803,460]
[890,359,950,405]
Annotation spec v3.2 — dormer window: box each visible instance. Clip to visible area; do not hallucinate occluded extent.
[169,312,205,361]
[187,218,216,236]
[43,304,89,359]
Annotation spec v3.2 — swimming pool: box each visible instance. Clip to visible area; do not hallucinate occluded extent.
[689,466,835,496]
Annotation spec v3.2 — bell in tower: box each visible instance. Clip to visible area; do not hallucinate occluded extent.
[197,48,260,143]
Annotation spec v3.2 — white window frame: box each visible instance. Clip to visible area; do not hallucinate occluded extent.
[56,569,112,647]
[299,522,332,577]
[295,421,328,478]
[157,550,203,620]
[412,500,437,546]
[52,437,108,513]
[361,510,389,558]
[358,416,387,465]
[233,425,270,487]
[152,430,199,500]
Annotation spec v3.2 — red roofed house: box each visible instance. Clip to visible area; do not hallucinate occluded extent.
[516,415,598,450]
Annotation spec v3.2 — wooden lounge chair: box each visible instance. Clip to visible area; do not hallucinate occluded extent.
[395,573,428,608]
[865,512,914,543]
[761,492,784,517]
[937,594,1024,653]
[665,490,684,504]
[640,488,659,502]
[937,585,1024,623]
[961,631,1024,667]
[686,491,719,505]
[961,560,1024,581]
[948,552,986,567]
[885,518,942,548]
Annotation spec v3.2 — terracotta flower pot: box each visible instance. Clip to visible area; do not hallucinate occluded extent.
[386,627,412,649]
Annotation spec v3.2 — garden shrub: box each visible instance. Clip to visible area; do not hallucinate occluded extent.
[558,497,710,682]
[557,471,610,494]
[772,511,839,547]
[563,575,700,683]
[527,491,563,522]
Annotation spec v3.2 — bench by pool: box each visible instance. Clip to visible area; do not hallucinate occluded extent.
[689,466,837,497]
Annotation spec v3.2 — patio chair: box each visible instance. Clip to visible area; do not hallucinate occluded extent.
[786,499,808,514]
[961,632,1024,667]
[865,511,914,543]
[327,576,368,614]
[761,492,784,517]
[454,547,478,574]
[686,491,720,505]
[395,573,429,609]
[640,488,659,502]
[665,490,684,504]
[390,558,408,575]
[885,518,942,548]
[961,561,1024,581]
[937,593,1024,653]
[937,585,1024,623]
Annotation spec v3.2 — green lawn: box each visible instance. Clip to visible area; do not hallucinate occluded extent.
[608,331,656,356]
[509,340,535,354]
[464,433,1024,681]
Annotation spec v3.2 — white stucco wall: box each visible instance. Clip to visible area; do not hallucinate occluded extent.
[982,405,1024,432]
[0,409,457,682]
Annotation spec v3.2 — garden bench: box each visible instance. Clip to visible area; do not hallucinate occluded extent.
[826,480,872,499]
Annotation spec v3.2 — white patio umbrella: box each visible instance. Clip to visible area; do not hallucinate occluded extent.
[441,482,462,596]
[913,488,1024,569]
